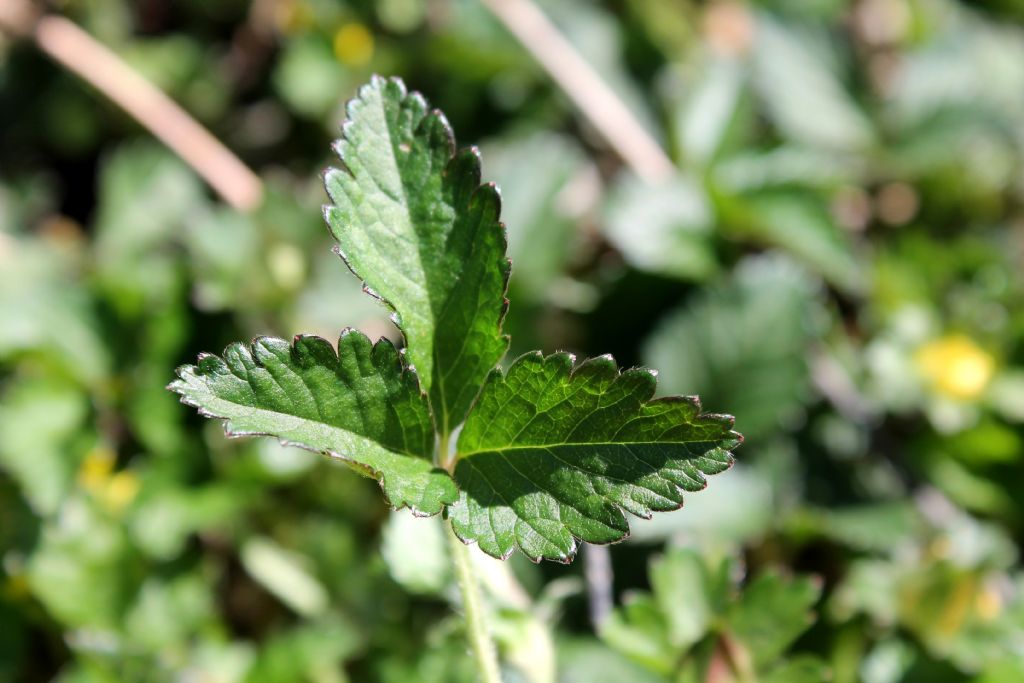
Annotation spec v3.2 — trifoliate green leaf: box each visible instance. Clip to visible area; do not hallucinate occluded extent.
[323,76,510,435]
[449,352,741,562]
[172,76,741,559]
[170,330,456,515]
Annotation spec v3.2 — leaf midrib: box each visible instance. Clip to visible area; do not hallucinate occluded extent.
[455,439,730,461]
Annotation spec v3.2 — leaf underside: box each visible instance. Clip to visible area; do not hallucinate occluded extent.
[170,330,457,515]
[449,352,742,562]
[323,76,510,435]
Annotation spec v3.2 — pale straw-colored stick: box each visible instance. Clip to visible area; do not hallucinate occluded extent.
[481,0,676,184]
[0,1,264,212]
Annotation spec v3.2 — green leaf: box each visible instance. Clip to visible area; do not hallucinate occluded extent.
[649,549,733,651]
[483,131,588,305]
[240,537,329,617]
[752,14,873,151]
[727,571,822,669]
[244,616,362,683]
[323,76,510,434]
[601,548,737,673]
[558,638,666,683]
[602,172,717,281]
[0,377,90,516]
[643,255,822,440]
[718,192,863,294]
[169,329,457,515]
[123,572,215,651]
[449,352,741,562]
[761,656,831,683]
[27,501,135,630]
[381,511,451,595]
[600,593,677,675]
[0,235,110,386]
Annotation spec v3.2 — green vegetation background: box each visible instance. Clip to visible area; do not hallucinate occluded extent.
[2,0,1024,681]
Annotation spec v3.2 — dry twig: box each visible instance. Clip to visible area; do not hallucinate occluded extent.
[0,0,263,212]
[481,0,676,184]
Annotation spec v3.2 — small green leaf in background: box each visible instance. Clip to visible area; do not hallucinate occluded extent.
[644,255,822,440]
[449,352,740,562]
[760,655,831,683]
[483,131,590,307]
[123,572,216,652]
[381,512,451,595]
[324,76,510,435]
[752,14,873,152]
[244,616,362,683]
[0,378,90,516]
[602,548,824,681]
[602,173,716,281]
[240,537,329,618]
[728,571,822,670]
[27,500,136,631]
[0,236,110,386]
[558,638,664,683]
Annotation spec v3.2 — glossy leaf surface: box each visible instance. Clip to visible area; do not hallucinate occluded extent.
[450,352,741,561]
[171,330,456,515]
[323,76,510,434]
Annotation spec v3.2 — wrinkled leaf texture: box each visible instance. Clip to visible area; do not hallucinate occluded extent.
[172,76,742,562]
[323,76,510,435]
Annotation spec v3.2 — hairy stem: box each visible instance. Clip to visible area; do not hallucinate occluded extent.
[447,520,502,683]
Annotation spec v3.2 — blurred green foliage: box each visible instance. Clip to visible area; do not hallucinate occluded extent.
[2,0,1024,681]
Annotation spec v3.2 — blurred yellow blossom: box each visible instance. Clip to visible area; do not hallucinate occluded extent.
[77,447,139,514]
[975,584,1003,622]
[103,470,140,514]
[334,23,374,66]
[78,447,116,492]
[915,334,995,400]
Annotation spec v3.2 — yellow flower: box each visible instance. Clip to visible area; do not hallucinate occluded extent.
[915,334,995,401]
[975,584,1003,621]
[78,447,116,492]
[103,471,141,514]
[333,23,374,67]
[77,448,139,514]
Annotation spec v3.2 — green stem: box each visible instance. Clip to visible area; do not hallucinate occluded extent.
[447,519,502,683]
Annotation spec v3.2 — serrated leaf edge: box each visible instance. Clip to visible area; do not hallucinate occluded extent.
[320,74,512,432]
[449,350,742,563]
[168,328,456,517]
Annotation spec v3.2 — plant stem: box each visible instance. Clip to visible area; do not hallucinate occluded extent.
[447,519,502,683]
